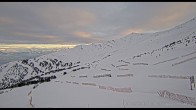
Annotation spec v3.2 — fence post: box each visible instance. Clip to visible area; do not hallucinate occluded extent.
[193,76,195,88]
[190,76,194,90]
[190,76,192,90]
[123,99,126,108]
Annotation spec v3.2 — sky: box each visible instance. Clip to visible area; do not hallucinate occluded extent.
[0,2,196,45]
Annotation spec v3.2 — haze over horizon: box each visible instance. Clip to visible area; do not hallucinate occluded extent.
[1,2,196,45]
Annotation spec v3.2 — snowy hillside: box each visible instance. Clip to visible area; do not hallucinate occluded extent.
[0,18,196,108]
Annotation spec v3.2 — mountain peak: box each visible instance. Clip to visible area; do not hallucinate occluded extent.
[0,18,196,108]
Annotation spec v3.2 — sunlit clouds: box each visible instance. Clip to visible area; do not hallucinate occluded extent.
[0,16,16,25]
[13,32,57,39]
[143,2,194,31]
[0,2,196,45]
[39,5,96,31]
[121,28,145,36]
[73,31,92,38]
[0,44,76,53]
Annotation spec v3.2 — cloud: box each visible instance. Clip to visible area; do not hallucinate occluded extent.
[144,3,194,31]
[0,2,196,44]
[115,2,196,37]
[13,32,57,40]
[120,28,145,36]
[0,31,64,44]
[0,16,17,26]
[72,31,92,38]
[37,3,96,31]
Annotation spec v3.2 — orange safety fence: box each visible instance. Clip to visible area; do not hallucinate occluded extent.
[99,85,132,93]
[72,82,79,85]
[148,75,190,79]
[157,90,196,106]
[117,74,133,77]
[65,81,132,93]
[81,83,97,86]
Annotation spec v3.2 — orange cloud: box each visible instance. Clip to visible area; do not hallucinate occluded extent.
[0,44,77,50]
[147,3,193,30]
[73,31,92,38]
[39,4,96,31]
[13,32,57,39]
[0,16,16,25]
[120,28,144,36]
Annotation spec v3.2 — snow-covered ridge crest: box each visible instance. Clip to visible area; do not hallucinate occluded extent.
[0,17,196,90]
[0,17,196,108]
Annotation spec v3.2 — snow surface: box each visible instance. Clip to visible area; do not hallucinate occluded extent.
[0,18,196,108]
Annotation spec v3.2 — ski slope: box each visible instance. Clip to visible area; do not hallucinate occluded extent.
[0,18,196,108]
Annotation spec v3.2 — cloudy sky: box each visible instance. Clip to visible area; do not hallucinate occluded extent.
[0,2,196,45]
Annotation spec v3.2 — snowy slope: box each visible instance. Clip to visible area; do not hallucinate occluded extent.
[0,18,196,108]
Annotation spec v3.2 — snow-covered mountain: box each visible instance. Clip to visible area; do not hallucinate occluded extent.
[0,18,196,108]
